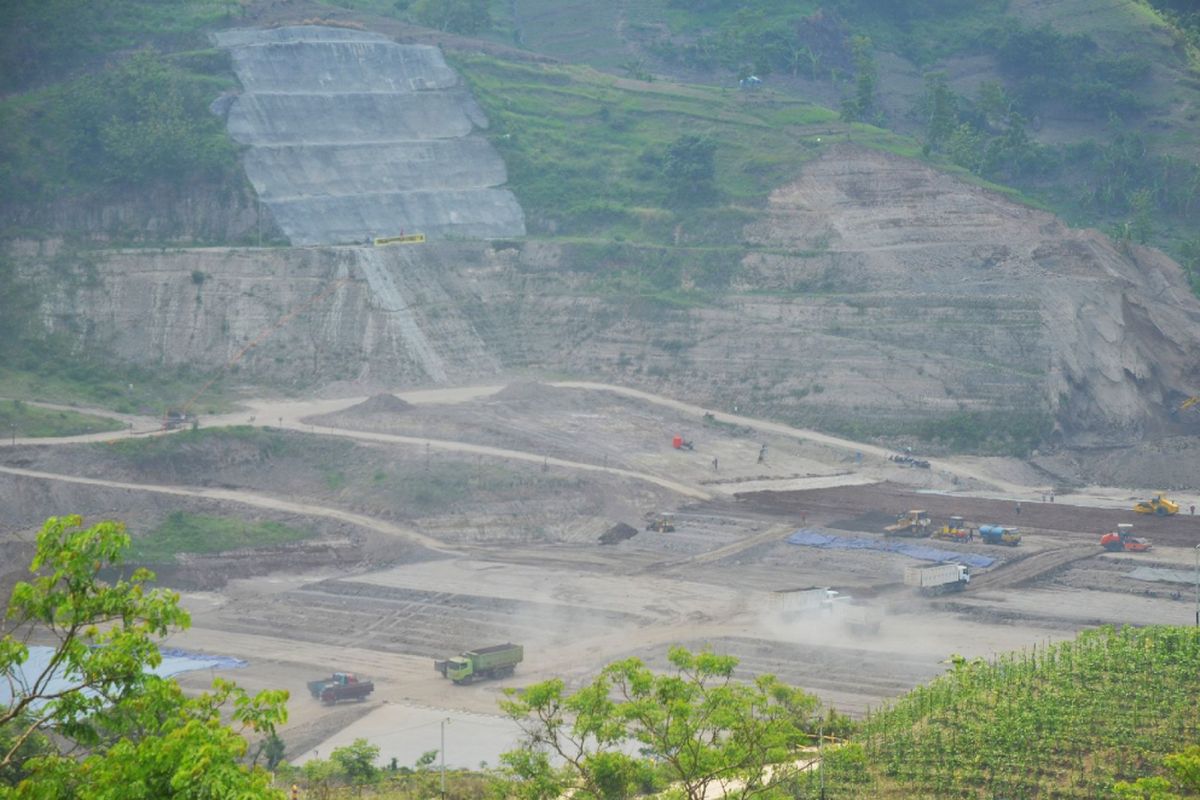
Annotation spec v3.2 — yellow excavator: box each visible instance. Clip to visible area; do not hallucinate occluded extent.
[1133,493,1179,516]
[884,510,932,537]
[1180,396,1200,413]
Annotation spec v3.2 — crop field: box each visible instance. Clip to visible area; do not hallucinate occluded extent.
[832,625,1200,798]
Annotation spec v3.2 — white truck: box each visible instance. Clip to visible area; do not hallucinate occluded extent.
[771,587,844,619]
[904,563,970,594]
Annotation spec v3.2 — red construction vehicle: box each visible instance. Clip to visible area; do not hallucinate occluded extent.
[1100,524,1152,553]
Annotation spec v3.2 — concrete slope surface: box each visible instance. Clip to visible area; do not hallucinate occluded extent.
[213,25,525,245]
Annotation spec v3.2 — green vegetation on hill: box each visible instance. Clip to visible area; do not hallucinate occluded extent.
[0,0,239,92]
[0,50,238,208]
[479,0,1200,272]
[455,54,895,245]
[821,626,1200,799]
[129,511,314,562]
[0,399,123,438]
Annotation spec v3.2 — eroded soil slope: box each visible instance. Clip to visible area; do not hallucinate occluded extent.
[16,147,1200,445]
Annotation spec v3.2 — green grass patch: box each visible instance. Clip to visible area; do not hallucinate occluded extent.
[0,358,235,417]
[103,426,299,469]
[129,511,314,563]
[0,399,124,438]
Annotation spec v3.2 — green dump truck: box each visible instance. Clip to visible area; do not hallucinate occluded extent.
[435,643,523,684]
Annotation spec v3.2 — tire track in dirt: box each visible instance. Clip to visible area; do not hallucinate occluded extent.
[967,547,1098,591]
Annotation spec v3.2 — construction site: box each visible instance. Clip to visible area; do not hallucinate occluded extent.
[3,18,1200,775]
[2,380,1198,767]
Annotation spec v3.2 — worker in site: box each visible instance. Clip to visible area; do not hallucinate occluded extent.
[758,443,767,464]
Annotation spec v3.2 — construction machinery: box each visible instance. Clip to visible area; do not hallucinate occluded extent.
[307,672,374,704]
[161,409,197,430]
[904,563,970,594]
[1179,396,1200,413]
[978,524,1022,546]
[435,643,523,684]
[646,513,676,532]
[1133,493,1179,516]
[885,510,932,537]
[1100,524,1152,552]
[889,453,931,469]
[771,587,845,620]
[933,516,973,543]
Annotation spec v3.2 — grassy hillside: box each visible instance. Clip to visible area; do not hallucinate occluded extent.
[455,53,921,244]
[820,625,1200,799]
[481,0,1200,277]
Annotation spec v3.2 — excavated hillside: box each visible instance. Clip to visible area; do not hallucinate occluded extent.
[18,146,1200,445]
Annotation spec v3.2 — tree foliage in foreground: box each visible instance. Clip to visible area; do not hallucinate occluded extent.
[1116,745,1200,800]
[496,647,830,800]
[0,515,287,798]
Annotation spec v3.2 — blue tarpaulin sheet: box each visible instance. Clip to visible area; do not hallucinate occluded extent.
[786,529,995,568]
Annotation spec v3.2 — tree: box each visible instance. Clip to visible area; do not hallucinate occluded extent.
[410,0,491,34]
[0,515,288,797]
[919,72,957,155]
[661,135,718,207]
[331,738,381,787]
[1114,745,1200,799]
[497,647,825,800]
[841,35,878,124]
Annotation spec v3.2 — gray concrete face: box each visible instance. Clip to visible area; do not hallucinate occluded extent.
[214,26,525,245]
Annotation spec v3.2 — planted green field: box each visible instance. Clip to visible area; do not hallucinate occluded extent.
[824,626,1200,799]
[0,399,123,438]
[129,511,314,563]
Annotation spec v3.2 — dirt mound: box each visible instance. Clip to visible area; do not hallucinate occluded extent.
[343,393,414,416]
[599,522,638,545]
[493,381,578,408]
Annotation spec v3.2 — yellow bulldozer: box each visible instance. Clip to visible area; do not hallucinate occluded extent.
[884,510,932,537]
[1133,493,1179,517]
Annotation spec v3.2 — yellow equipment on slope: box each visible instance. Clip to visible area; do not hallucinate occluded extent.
[1133,493,1179,516]
[1180,396,1200,412]
[375,233,426,246]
